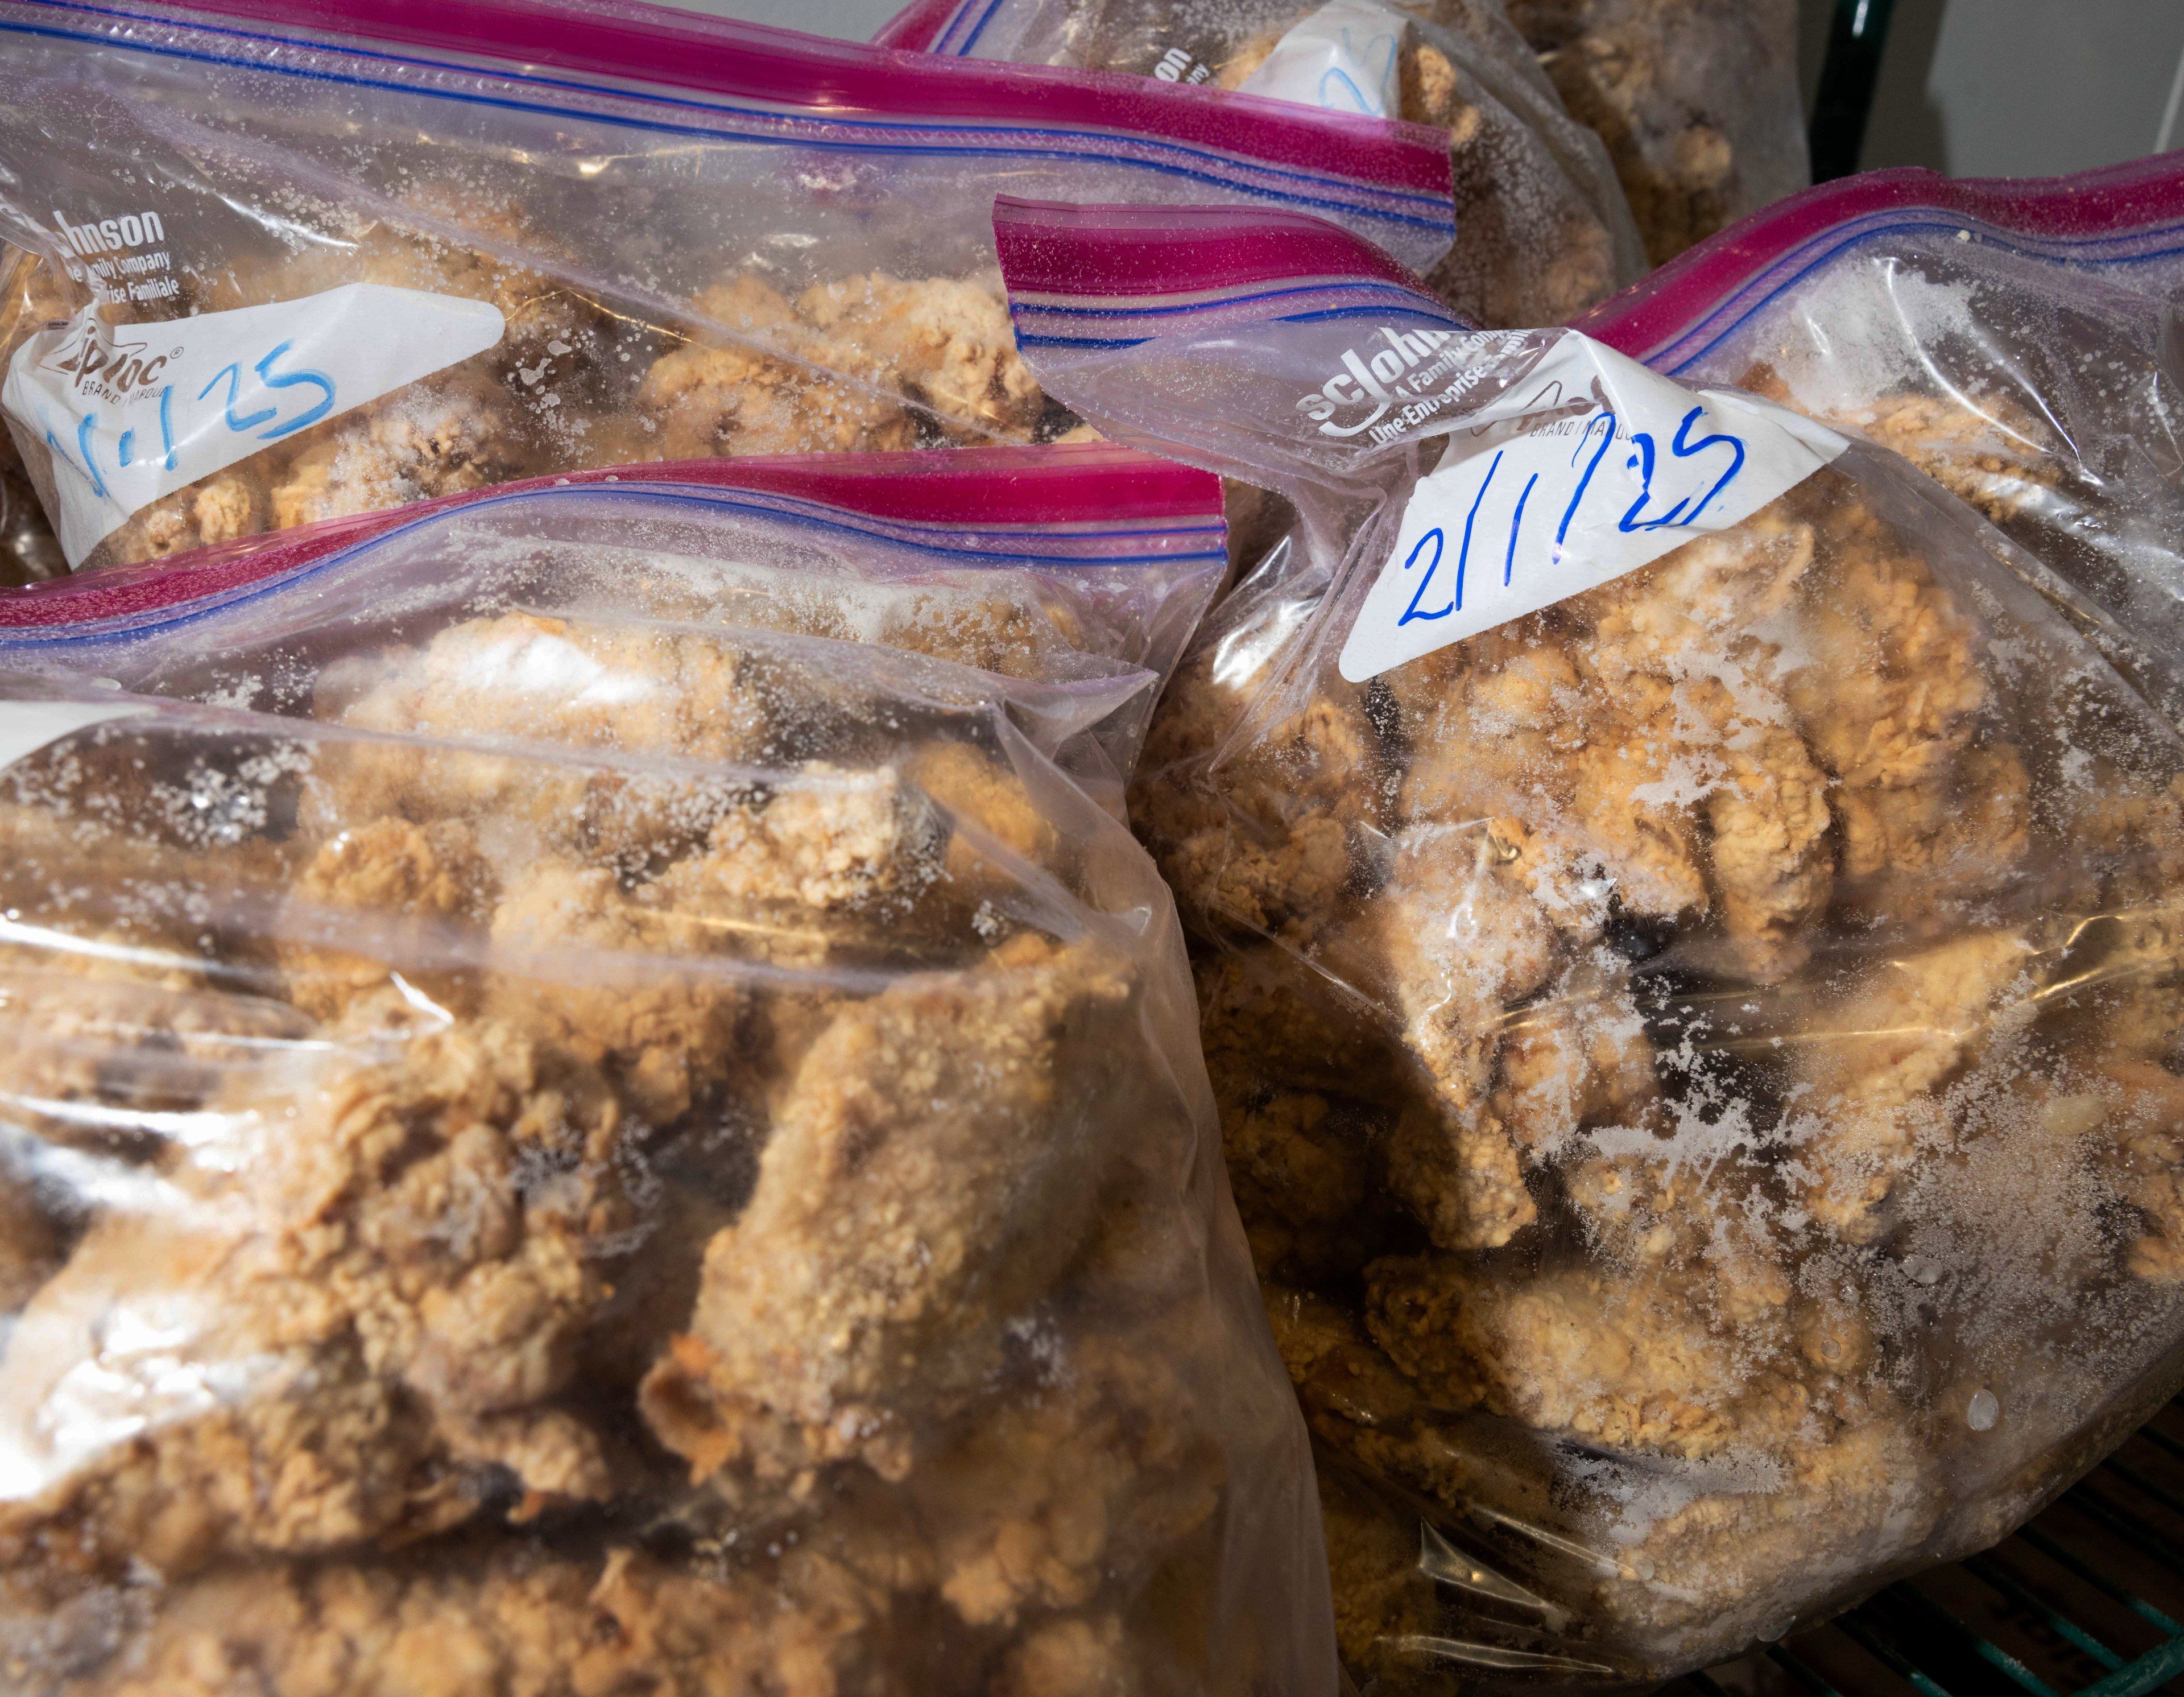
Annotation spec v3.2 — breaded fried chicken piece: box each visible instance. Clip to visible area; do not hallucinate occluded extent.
[1364,1254,1814,1460]
[640,935,1130,1490]
[27,1536,901,1697]
[281,816,498,1023]
[1789,930,2040,1239]
[106,470,268,564]
[798,272,1042,441]
[912,1324,1221,1633]
[1780,490,2023,923]
[638,277,913,459]
[271,375,530,532]
[317,612,773,862]
[0,1008,628,1583]
[487,861,751,1126]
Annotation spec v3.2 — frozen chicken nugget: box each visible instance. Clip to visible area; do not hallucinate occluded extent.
[270,373,531,531]
[1787,930,2044,1241]
[636,276,913,459]
[639,934,1132,1492]
[21,1533,904,1697]
[279,816,498,1023]
[797,272,1044,441]
[913,1319,1223,1635]
[313,611,775,865]
[0,1002,630,1585]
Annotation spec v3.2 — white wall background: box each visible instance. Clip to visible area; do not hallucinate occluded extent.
[663,0,901,37]
[1800,0,2184,178]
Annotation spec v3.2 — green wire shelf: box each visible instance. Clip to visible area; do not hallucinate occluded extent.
[1665,1402,2184,1697]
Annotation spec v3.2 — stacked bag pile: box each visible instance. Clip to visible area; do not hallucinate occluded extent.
[2,1,2182,1692]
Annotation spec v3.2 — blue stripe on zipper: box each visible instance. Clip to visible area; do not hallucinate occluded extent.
[2,3,1454,226]
[1013,332,1155,349]
[948,0,1010,54]
[1656,216,2184,377]
[1010,279,1443,323]
[1014,295,1465,347]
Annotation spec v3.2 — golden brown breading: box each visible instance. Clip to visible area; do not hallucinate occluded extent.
[637,276,915,460]
[639,935,1130,1490]
[1222,1087,1373,1257]
[314,611,772,862]
[992,1613,1140,1697]
[105,469,268,564]
[911,1322,1221,1633]
[26,1537,901,1697]
[0,1008,628,1582]
[1508,0,1802,266]
[1599,1417,1937,1648]
[280,816,497,1023]
[1382,1099,1534,1252]
[1364,1255,1816,1461]
[797,272,1042,441]
[270,375,530,531]
[486,861,751,1125]
[1489,973,1657,1156]
[1362,822,1559,1124]
[1215,13,1629,328]
[1788,930,2041,1239]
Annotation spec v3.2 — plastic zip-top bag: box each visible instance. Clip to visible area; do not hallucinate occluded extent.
[0,0,1453,577]
[0,441,1341,1696]
[1574,155,2184,736]
[1504,0,1807,266]
[876,0,1643,329]
[994,197,2184,1685]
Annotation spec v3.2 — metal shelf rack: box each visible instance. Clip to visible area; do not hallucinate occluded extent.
[1667,1402,2184,1697]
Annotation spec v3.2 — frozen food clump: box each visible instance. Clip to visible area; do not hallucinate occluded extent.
[1664,240,2184,736]
[988,196,2184,1683]
[1129,458,2184,1680]
[1505,0,1807,264]
[0,499,1327,1691]
[2,191,1063,573]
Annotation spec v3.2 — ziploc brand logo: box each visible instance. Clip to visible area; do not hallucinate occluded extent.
[1337,334,1850,682]
[39,321,173,403]
[2,282,504,566]
[1294,323,1474,440]
[52,208,166,257]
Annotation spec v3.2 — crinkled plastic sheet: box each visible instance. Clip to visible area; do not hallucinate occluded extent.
[997,203,2184,1687]
[1624,224,2184,737]
[0,474,1338,1696]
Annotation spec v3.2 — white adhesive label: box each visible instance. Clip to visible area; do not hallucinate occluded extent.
[2,283,505,566]
[0,701,152,773]
[1338,335,1848,682]
[1236,0,1404,118]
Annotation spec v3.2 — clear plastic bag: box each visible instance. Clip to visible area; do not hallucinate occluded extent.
[0,0,1452,577]
[1504,0,1807,266]
[877,0,1644,329]
[0,443,1339,1696]
[994,197,2184,1685]
[1577,156,2184,736]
